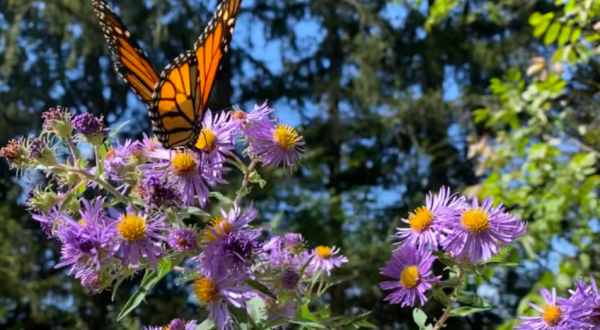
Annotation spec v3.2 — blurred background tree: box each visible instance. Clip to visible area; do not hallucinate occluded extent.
[1,0,599,329]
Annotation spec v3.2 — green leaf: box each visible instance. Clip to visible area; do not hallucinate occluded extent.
[528,12,542,26]
[116,258,173,321]
[571,28,582,43]
[194,319,215,330]
[247,297,267,326]
[456,292,492,308]
[178,206,211,219]
[209,191,233,205]
[263,318,290,329]
[544,22,561,45]
[288,318,327,329]
[558,26,571,46]
[449,306,492,317]
[229,306,249,330]
[534,19,551,37]
[248,170,267,189]
[413,309,431,330]
[109,120,131,140]
[300,302,317,321]
[245,279,277,300]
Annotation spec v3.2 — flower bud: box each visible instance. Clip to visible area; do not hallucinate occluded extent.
[28,138,57,167]
[0,139,30,170]
[42,106,73,138]
[72,113,109,146]
[25,188,60,214]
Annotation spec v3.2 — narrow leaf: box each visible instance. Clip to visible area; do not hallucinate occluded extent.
[245,279,277,300]
[116,259,173,321]
[449,306,492,317]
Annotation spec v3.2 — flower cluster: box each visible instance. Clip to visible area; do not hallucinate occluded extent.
[2,104,352,330]
[516,277,600,329]
[380,187,526,308]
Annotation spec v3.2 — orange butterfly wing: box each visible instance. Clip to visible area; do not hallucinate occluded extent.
[193,0,243,114]
[151,0,243,148]
[150,52,200,148]
[92,0,159,102]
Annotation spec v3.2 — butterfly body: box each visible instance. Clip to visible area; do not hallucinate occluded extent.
[93,0,242,149]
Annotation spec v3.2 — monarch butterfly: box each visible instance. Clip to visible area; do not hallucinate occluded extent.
[92,0,242,148]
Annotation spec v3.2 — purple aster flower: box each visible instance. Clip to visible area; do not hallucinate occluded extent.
[395,187,463,250]
[201,206,261,276]
[440,196,526,263]
[169,228,198,252]
[229,101,274,133]
[104,139,138,181]
[193,271,255,330]
[379,244,440,307]
[54,197,117,274]
[141,171,182,210]
[261,233,306,270]
[280,268,301,290]
[114,207,167,268]
[77,268,105,293]
[194,110,235,164]
[140,133,161,157]
[144,318,198,330]
[517,288,578,330]
[143,148,228,207]
[41,106,73,138]
[566,277,600,329]
[308,245,348,276]
[31,205,71,238]
[72,113,109,136]
[246,118,305,168]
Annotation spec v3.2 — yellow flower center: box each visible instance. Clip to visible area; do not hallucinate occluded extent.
[194,278,219,304]
[78,219,87,227]
[118,214,147,242]
[543,305,562,326]
[400,265,420,289]
[408,206,434,233]
[204,217,233,242]
[171,151,197,176]
[461,208,489,234]
[273,124,301,150]
[195,129,217,152]
[105,147,116,160]
[316,246,332,259]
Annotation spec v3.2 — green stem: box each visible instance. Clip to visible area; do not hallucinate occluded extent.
[233,159,258,206]
[68,167,128,204]
[67,138,80,167]
[432,269,464,330]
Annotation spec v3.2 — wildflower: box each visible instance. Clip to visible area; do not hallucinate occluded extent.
[441,196,526,263]
[144,318,198,330]
[380,244,441,307]
[395,187,463,250]
[28,138,57,167]
[280,268,301,290]
[566,277,600,329]
[168,228,198,252]
[114,207,167,267]
[104,140,139,181]
[54,198,117,274]
[262,233,306,269]
[143,148,227,207]
[140,133,161,157]
[0,138,30,169]
[72,113,109,146]
[31,205,70,237]
[193,272,254,330]
[516,288,576,330]
[26,187,60,215]
[308,245,348,276]
[194,110,235,164]
[246,119,304,168]
[42,106,73,138]
[201,205,261,276]
[77,268,106,293]
[141,171,181,210]
[230,101,274,133]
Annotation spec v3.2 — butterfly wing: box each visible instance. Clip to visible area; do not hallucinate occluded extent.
[92,0,159,102]
[150,0,243,149]
[193,0,243,115]
[150,52,201,148]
